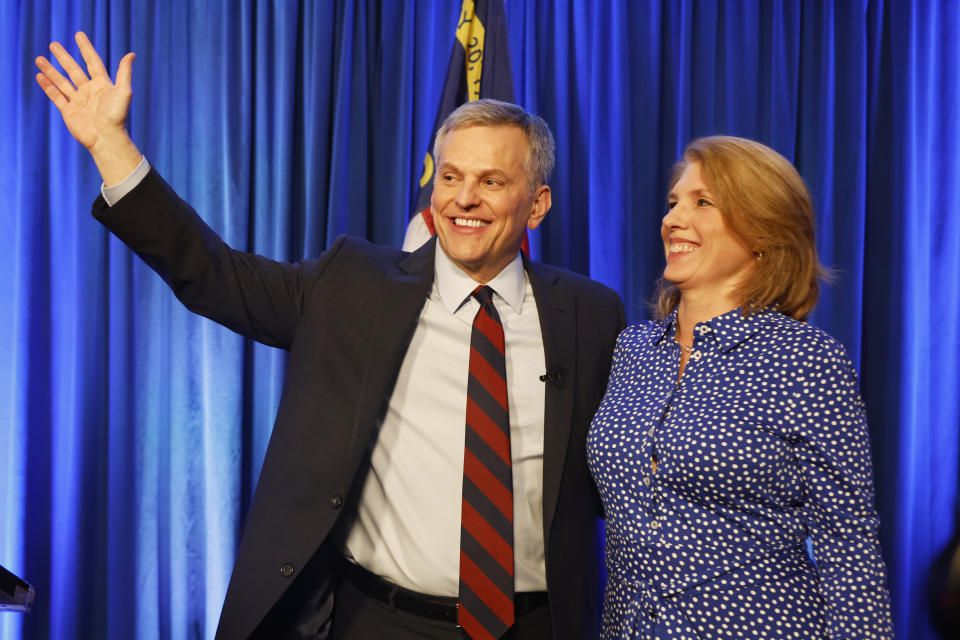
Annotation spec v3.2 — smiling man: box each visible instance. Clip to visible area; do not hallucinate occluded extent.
[430,122,550,283]
[36,33,625,640]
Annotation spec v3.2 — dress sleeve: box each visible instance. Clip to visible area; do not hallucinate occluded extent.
[792,338,894,639]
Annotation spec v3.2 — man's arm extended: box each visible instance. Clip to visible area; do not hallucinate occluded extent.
[36,31,313,349]
[35,31,141,186]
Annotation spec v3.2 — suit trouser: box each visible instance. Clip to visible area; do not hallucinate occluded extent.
[330,575,554,639]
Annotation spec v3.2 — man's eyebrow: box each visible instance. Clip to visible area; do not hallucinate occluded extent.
[437,162,509,177]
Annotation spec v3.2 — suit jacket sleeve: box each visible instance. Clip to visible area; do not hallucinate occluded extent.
[92,167,340,350]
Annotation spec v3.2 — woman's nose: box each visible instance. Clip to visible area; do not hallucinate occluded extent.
[662,203,688,228]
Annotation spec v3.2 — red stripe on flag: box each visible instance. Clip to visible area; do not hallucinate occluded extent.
[469,347,508,409]
[420,207,436,235]
[463,450,513,521]
[459,552,515,626]
[462,500,514,574]
[466,396,510,464]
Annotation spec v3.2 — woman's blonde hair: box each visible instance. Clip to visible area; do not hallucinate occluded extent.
[654,135,830,321]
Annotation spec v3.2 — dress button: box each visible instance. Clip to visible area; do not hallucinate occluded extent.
[647,427,655,437]
[650,519,660,529]
[330,494,344,509]
[697,325,711,335]
[280,563,295,578]
[643,477,651,486]
[691,350,702,361]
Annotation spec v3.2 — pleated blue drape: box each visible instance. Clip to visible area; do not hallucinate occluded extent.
[1,2,957,639]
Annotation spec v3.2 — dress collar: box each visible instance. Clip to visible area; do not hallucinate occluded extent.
[652,306,778,352]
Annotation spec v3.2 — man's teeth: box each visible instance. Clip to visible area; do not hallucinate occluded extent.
[670,244,698,253]
[455,218,489,228]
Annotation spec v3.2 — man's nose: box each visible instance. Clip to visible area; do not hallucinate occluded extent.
[455,179,481,209]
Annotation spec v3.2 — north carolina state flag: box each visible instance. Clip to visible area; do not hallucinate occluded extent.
[402,0,521,252]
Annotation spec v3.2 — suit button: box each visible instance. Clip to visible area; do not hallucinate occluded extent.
[330,495,344,509]
[280,563,295,578]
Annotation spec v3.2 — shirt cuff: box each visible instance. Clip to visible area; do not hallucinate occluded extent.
[101,156,150,207]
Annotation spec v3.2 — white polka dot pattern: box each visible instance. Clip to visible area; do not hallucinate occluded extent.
[587,307,894,639]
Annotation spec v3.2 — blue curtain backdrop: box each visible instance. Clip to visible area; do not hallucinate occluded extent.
[1,1,957,638]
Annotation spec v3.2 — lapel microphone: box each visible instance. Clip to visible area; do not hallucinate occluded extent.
[539,368,565,388]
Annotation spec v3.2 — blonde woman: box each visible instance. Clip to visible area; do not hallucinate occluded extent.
[588,136,894,639]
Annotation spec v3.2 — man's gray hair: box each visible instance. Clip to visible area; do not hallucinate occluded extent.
[432,99,556,190]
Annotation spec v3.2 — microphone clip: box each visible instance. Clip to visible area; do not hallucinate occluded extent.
[539,368,565,389]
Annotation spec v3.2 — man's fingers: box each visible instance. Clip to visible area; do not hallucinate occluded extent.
[115,52,135,92]
[49,40,89,89]
[35,55,76,100]
[75,31,109,79]
[35,73,70,110]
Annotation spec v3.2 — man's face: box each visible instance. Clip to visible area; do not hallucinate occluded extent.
[431,125,551,283]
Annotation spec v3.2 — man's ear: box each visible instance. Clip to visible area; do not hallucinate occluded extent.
[526,184,551,230]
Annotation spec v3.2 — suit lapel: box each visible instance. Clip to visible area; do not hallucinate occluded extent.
[526,259,577,543]
[345,238,437,461]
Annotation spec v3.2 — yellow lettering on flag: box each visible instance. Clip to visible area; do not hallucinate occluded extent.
[456,0,486,101]
[419,152,434,188]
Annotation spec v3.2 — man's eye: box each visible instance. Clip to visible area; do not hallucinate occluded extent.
[485,179,501,186]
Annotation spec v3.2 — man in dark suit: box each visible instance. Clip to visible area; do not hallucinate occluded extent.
[36,33,624,639]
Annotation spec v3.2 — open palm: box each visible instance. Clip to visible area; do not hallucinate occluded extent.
[35,31,134,151]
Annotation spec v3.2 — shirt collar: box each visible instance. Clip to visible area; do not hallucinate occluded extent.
[652,306,778,352]
[652,308,679,346]
[434,245,526,315]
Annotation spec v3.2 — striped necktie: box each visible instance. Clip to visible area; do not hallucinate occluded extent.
[458,285,515,639]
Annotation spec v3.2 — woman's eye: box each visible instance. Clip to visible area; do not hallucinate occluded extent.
[666,201,677,211]
[697,198,713,207]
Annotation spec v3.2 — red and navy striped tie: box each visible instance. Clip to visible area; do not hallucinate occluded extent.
[458,285,515,640]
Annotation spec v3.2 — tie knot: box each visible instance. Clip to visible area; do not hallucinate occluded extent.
[472,285,495,306]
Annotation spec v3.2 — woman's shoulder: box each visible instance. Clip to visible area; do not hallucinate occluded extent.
[759,311,854,367]
[617,318,670,345]
[606,320,670,366]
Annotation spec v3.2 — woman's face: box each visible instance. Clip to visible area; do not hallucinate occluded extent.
[661,161,755,302]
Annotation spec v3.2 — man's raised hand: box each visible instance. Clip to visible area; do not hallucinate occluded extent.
[35,31,142,185]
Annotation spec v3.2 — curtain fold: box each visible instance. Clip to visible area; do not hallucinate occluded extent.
[2,2,958,638]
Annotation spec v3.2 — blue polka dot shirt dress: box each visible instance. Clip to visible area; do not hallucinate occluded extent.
[587,307,894,639]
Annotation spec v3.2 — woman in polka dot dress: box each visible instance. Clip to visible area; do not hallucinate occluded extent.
[587,136,894,639]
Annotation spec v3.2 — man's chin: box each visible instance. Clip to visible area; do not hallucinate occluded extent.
[438,239,486,263]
